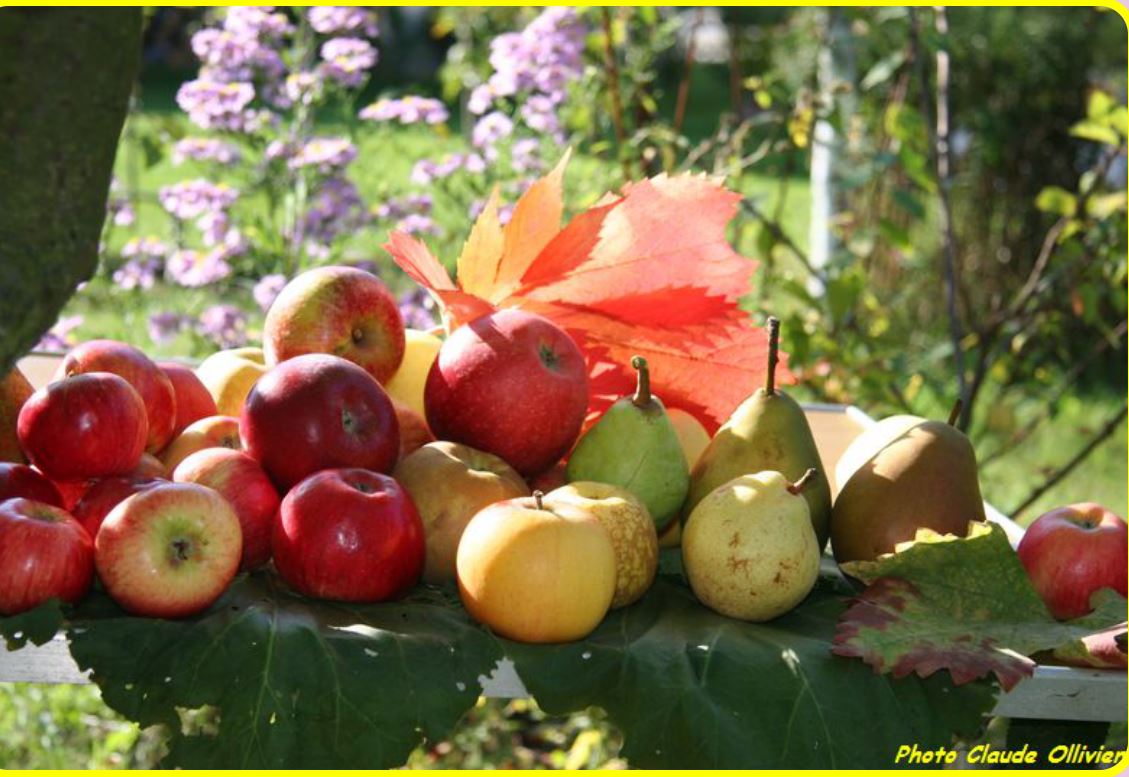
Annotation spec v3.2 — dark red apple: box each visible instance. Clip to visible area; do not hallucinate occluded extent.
[173,448,279,570]
[18,372,148,481]
[1017,502,1128,620]
[264,266,406,384]
[273,468,424,601]
[158,361,218,437]
[0,462,64,507]
[72,476,161,539]
[57,340,177,452]
[0,497,94,614]
[424,309,588,476]
[50,477,94,511]
[240,354,399,490]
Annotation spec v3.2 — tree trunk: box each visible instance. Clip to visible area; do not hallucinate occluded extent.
[0,9,142,373]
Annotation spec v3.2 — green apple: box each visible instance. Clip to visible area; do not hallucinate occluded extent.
[682,470,821,622]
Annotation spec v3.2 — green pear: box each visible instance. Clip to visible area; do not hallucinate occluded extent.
[682,469,822,622]
[566,356,688,530]
[685,317,832,547]
[830,401,985,565]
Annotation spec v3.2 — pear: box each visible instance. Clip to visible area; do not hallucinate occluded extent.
[566,356,688,530]
[834,414,923,489]
[685,318,832,547]
[0,367,34,463]
[683,469,821,622]
[830,401,985,565]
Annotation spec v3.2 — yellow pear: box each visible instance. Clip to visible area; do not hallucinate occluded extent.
[546,482,658,608]
[384,329,443,418]
[667,407,711,469]
[195,347,268,417]
[683,470,821,622]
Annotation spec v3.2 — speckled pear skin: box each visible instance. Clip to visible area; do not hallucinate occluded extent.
[682,470,820,622]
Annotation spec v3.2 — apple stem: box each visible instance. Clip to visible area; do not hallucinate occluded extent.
[631,356,651,407]
[947,398,963,427]
[786,468,819,495]
[533,490,544,510]
[765,316,780,395]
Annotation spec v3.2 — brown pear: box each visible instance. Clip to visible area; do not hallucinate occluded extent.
[830,402,985,564]
[0,367,34,463]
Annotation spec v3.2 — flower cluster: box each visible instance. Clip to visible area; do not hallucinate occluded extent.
[36,315,84,352]
[374,193,440,237]
[288,137,358,173]
[467,7,586,157]
[320,38,378,88]
[398,287,438,331]
[112,237,169,291]
[360,95,449,126]
[172,137,242,166]
[300,177,370,259]
[410,152,487,185]
[308,6,379,37]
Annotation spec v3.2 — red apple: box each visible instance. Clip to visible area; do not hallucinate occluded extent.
[241,354,399,490]
[1017,502,1128,620]
[173,449,278,570]
[130,452,169,481]
[50,477,94,511]
[391,396,435,461]
[0,497,94,614]
[95,483,242,618]
[264,266,406,384]
[1,367,35,463]
[56,340,177,452]
[72,476,162,539]
[0,462,64,507]
[424,309,588,476]
[159,415,241,472]
[18,372,148,481]
[158,361,218,437]
[273,468,424,601]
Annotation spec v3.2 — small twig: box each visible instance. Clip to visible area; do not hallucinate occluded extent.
[599,7,631,181]
[728,20,743,115]
[910,7,968,429]
[980,319,1127,465]
[673,8,704,134]
[1009,404,1128,520]
[740,198,824,284]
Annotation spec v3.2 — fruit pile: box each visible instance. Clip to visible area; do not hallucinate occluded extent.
[0,264,1125,647]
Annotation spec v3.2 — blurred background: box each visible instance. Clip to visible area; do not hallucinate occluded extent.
[5,6,1127,768]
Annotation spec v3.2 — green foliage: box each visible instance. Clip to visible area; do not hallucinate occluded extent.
[837,523,1128,689]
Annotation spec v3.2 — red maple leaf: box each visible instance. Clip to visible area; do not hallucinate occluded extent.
[383,155,789,431]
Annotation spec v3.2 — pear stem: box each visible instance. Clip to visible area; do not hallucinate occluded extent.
[786,468,819,495]
[947,398,963,427]
[631,355,651,407]
[533,490,544,510]
[765,316,780,395]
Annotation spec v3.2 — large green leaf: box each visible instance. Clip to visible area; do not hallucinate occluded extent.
[0,598,64,649]
[503,563,995,769]
[64,573,502,769]
[835,523,1128,691]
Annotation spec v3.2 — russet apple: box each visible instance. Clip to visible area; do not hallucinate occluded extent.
[159,415,241,472]
[394,441,529,583]
[1017,503,1128,620]
[385,328,443,417]
[264,266,405,384]
[273,468,424,601]
[545,482,658,608]
[0,462,64,507]
[195,346,268,417]
[456,491,616,642]
[18,372,148,481]
[241,354,399,490]
[425,309,589,477]
[0,367,34,463]
[158,361,218,436]
[173,448,279,570]
[56,340,177,452]
[72,476,162,539]
[95,483,242,618]
[0,497,94,614]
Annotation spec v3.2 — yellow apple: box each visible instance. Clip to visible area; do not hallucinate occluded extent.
[159,415,241,472]
[457,492,616,643]
[682,470,820,622]
[545,482,657,608]
[384,329,442,418]
[0,367,34,463]
[194,347,268,417]
[394,441,528,583]
[667,407,710,469]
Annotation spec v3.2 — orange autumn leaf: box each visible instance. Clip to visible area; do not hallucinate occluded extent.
[383,155,791,432]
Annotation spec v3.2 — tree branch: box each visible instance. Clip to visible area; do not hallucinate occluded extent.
[740,198,825,284]
[1009,403,1128,520]
[673,8,703,135]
